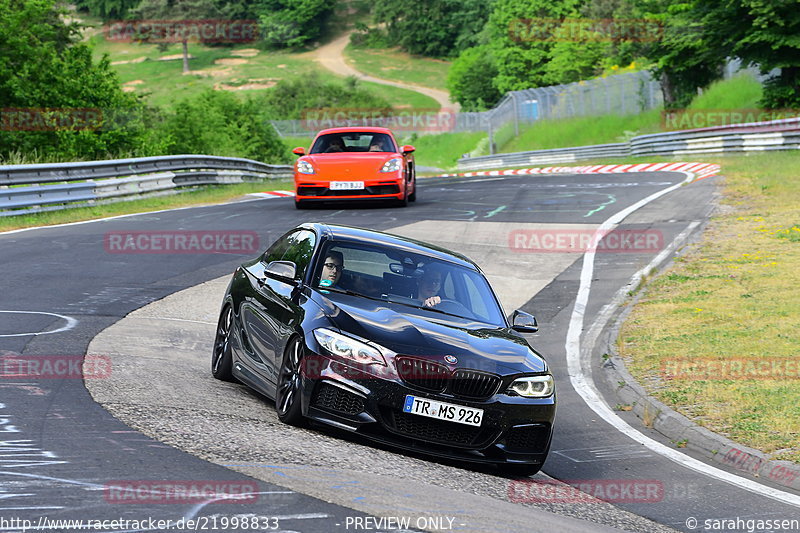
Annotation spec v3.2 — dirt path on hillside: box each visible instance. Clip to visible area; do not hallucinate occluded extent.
[314,32,459,111]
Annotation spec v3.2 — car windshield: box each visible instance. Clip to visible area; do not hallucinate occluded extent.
[310,132,396,154]
[313,240,507,326]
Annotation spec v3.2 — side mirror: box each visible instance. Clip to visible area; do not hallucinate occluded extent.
[511,310,538,333]
[264,260,297,282]
[292,147,305,156]
[401,145,415,154]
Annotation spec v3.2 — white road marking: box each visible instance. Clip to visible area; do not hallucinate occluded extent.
[0,311,77,338]
[565,171,800,508]
[0,197,267,236]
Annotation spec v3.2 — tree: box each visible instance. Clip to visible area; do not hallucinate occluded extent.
[372,0,493,58]
[75,0,140,19]
[257,0,337,49]
[691,0,800,108]
[446,46,502,110]
[130,0,221,73]
[0,0,163,161]
[630,0,723,109]
[485,0,582,93]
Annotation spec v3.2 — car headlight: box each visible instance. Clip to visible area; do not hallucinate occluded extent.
[296,160,315,174]
[380,158,402,173]
[507,375,554,397]
[313,328,387,366]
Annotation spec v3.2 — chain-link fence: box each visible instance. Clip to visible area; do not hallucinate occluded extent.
[271,61,767,154]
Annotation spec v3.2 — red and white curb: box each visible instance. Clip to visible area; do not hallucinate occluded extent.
[248,163,721,199]
[432,162,721,180]
[247,190,296,199]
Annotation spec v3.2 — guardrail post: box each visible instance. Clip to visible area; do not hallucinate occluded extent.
[488,118,495,155]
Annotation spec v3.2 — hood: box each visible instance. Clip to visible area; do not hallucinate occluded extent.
[311,291,546,376]
[302,153,399,177]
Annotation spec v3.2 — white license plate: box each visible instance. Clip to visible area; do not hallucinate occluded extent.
[330,181,365,190]
[402,395,483,427]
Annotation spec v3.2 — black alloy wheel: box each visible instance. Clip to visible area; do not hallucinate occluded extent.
[276,337,305,425]
[211,305,236,382]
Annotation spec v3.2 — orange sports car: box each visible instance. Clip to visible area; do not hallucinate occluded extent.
[292,127,417,209]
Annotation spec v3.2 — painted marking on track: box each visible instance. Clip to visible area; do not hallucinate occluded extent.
[554,445,653,463]
[565,171,800,508]
[484,206,507,218]
[0,311,77,338]
[583,194,616,218]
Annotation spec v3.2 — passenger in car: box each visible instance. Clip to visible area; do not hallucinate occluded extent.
[320,251,344,287]
[325,137,346,153]
[351,274,386,297]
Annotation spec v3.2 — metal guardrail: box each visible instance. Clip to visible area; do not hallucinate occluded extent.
[0,155,293,216]
[458,117,800,170]
[458,143,629,171]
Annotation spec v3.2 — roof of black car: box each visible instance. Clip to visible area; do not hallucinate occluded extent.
[303,223,478,270]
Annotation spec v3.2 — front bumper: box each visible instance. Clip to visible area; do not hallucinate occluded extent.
[294,176,405,202]
[299,352,555,465]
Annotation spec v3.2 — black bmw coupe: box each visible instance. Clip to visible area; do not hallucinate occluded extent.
[212,223,555,474]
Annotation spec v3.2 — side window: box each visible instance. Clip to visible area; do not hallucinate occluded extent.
[281,230,317,279]
[263,231,295,264]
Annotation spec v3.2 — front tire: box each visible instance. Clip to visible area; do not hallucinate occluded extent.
[409,175,417,202]
[276,337,305,425]
[211,305,236,382]
[295,200,309,210]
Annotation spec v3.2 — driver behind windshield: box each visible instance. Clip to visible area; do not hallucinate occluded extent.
[417,266,443,307]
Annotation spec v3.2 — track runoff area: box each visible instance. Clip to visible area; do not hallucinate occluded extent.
[3,161,800,533]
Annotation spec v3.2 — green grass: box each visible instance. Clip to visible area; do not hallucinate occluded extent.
[397,132,487,170]
[90,35,326,108]
[358,81,440,110]
[344,43,451,91]
[89,34,438,110]
[0,180,293,232]
[501,110,663,153]
[618,151,800,463]
[500,75,767,153]
[689,73,763,110]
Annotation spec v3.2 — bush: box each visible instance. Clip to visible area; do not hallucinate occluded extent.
[159,90,288,163]
[446,46,502,111]
[255,73,393,119]
[349,23,389,48]
[258,0,337,49]
[0,0,166,161]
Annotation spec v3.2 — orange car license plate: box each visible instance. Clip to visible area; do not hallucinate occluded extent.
[330,181,365,190]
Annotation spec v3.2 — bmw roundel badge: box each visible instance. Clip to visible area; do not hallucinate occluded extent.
[444,355,458,364]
